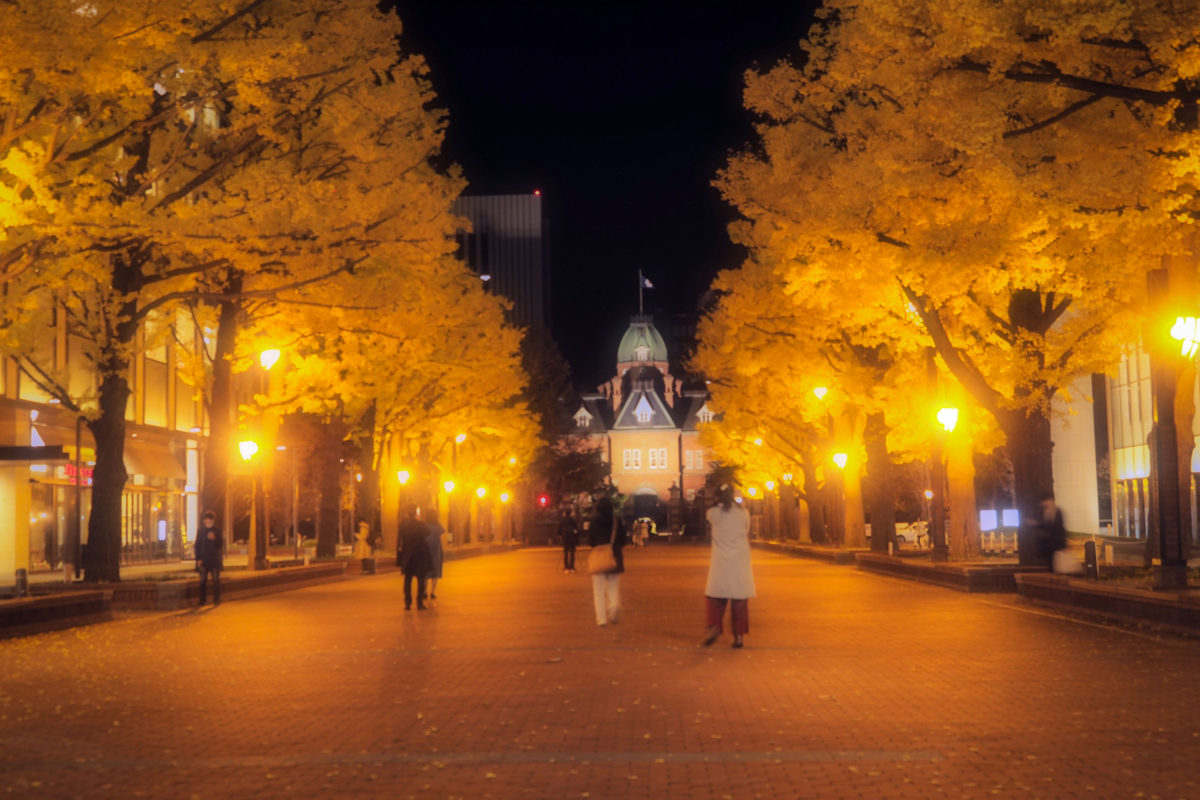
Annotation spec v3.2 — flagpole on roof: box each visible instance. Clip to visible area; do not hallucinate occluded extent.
[638,269,643,316]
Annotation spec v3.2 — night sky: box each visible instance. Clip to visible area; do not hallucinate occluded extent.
[388,2,818,386]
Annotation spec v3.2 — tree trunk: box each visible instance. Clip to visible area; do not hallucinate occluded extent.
[1000,407,1054,565]
[316,421,341,558]
[84,372,130,582]
[802,458,824,544]
[837,409,867,548]
[201,281,242,525]
[947,433,980,560]
[864,412,895,553]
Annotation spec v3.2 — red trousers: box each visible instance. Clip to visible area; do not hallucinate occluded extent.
[705,596,749,636]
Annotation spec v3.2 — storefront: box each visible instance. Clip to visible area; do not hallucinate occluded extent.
[2,404,199,577]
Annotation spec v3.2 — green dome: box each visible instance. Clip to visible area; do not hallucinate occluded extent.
[617,317,668,364]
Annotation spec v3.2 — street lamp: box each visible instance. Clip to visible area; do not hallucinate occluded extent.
[476,486,487,499]
[239,440,267,570]
[1170,316,1199,358]
[455,432,467,444]
[765,480,775,492]
[397,469,411,485]
[499,492,511,503]
[259,348,281,370]
[812,386,828,400]
[831,452,848,470]
[753,437,763,447]
[937,407,959,433]
[443,480,456,494]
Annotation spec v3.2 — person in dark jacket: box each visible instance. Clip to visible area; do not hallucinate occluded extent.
[588,496,627,626]
[194,510,224,607]
[397,505,433,610]
[1034,492,1068,570]
[559,508,580,573]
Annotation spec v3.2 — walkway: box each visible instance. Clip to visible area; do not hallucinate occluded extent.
[1,546,1198,799]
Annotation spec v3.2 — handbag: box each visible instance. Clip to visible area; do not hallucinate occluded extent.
[586,517,619,574]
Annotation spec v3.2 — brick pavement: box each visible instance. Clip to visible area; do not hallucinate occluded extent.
[1,546,1199,799]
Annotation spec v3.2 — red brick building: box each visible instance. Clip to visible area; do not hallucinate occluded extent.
[567,316,715,524]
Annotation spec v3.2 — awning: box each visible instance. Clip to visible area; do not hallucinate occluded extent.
[123,442,187,481]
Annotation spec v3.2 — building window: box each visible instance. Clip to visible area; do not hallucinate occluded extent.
[685,450,694,470]
[623,449,642,470]
[697,404,714,424]
[634,344,650,361]
[649,448,659,469]
[657,447,667,469]
[695,451,703,470]
[634,395,653,423]
[574,406,593,428]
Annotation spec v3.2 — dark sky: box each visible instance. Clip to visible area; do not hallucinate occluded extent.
[387,2,817,386]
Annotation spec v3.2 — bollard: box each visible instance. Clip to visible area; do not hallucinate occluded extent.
[14,568,29,598]
[1084,541,1099,580]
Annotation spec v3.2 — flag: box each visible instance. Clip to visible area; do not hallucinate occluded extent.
[641,275,654,289]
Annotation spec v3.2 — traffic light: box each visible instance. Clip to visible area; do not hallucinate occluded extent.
[537,493,550,509]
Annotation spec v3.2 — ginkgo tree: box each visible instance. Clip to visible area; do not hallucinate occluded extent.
[0,0,477,580]
[246,257,541,554]
[715,0,1200,532]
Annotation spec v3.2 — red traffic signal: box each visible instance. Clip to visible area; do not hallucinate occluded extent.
[537,494,550,508]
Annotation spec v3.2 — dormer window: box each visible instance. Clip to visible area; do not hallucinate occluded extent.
[634,344,650,362]
[634,396,653,423]
[574,406,593,428]
[697,403,714,424]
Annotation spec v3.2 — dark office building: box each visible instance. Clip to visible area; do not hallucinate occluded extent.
[454,193,550,329]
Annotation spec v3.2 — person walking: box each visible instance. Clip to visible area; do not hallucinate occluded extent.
[194,510,224,607]
[588,496,627,626]
[425,518,445,599]
[702,485,755,648]
[397,505,433,610]
[352,520,374,574]
[559,508,580,573]
[1033,492,1069,571]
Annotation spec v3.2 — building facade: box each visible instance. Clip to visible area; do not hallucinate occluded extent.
[454,193,550,329]
[1049,344,1200,544]
[0,310,206,581]
[567,316,715,523]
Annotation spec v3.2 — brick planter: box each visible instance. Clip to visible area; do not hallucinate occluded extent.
[0,591,112,638]
[1015,573,1200,632]
[30,562,348,611]
[855,552,1047,593]
[752,540,863,565]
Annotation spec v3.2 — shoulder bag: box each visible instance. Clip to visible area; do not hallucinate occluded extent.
[586,517,619,574]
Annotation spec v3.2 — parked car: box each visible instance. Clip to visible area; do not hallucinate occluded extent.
[895,521,927,546]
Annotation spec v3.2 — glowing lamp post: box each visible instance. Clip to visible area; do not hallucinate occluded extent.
[259,348,281,370]
[443,480,456,494]
[927,407,959,563]
[476,487,487,499]
[1171,316,1199,358]
[831,452,848,470]
[239,440,268,570]
[397,470,411,485]
[1148,270,1193,588]
[812,386,828,401]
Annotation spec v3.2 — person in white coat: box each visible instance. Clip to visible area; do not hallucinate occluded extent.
[702,485,755,648]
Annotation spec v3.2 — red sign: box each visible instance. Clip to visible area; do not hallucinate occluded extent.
[64,463,94,485]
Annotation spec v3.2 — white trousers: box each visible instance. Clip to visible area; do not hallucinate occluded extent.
[591,572,621,625]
